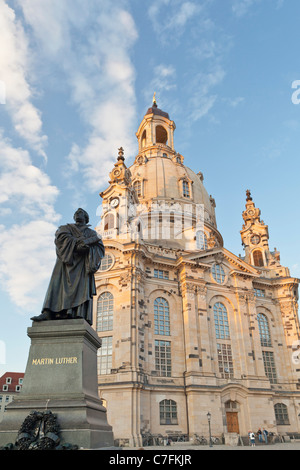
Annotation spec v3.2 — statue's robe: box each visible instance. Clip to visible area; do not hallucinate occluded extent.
[42,223,104,325]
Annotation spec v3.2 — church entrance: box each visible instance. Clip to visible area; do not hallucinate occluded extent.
[226,412,239,433]
[225,400,240,433]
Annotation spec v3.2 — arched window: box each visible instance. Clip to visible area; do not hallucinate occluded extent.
[141,129,146,148]
[104,213,114,231]
[154,297,170,335]
[257,313,272,347]
[196,230,208,250]
[214,302,230,339]
[98,253,114,272]
[159,399,178,425]
[274,403,289,425]
[133,180,142,197]
[97,292,114,331]
[253,250,264,267]
[156,125,168,145]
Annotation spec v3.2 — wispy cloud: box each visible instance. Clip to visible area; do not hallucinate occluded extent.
[19,0,138,192]
[0,1,47,158]
[0,132,60,311]
[231,0,261,17]
[148,0,203,43]
[147,0,229,123]
[188,65,226,121]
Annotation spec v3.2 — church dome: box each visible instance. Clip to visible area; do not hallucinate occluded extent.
[128,98,222,248]
[129,155,217,229]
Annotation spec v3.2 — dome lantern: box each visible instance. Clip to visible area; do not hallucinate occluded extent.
[136,95,176,155]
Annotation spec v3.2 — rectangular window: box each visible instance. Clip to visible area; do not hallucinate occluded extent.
[182,181,190,198]
[97,336,112,375]
[262,350,277,384]
[155,340,171,377]
[217,343,234,378]
[254,288,265,298]
[154,269,169,279]
[160,400,178,425]
[275,404,289,425]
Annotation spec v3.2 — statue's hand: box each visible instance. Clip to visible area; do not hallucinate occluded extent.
[76,240,89,253]
[84,235,100,245]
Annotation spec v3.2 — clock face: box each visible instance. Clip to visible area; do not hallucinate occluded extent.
[110,198,119,208]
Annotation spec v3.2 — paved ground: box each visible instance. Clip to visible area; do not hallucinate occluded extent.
[124,440,300,451]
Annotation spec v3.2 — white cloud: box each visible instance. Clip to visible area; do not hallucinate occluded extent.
[0,133,59,218]
[0,1,47,157]
[18,0,139,191]
[0,132,60,311]
[0,220,57,311]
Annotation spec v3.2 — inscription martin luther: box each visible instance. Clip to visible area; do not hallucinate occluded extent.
[32,357,78,365]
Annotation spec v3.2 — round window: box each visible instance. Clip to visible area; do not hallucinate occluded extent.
[211,264,225,284]
[251,234,260,245]
[99,253,114,272]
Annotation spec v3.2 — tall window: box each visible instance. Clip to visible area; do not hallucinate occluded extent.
[217,343,234,379]
[141,129,146,148]
[182,180,190,198]
[156,125,168,145]
[262,351,277,384]
[97,292,114,331]
[214,303,230,339]
[97,336,112,375]
[104,213,114,231]
[257,313,272,347]
[133,180,142,197]
[253,250,264,267]
[155,340,171,377]
[154,297,170,335]
[274,403,289,425]
[160,399,178,425]
[196,231,208,250]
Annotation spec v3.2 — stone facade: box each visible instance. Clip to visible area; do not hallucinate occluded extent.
[93,99,300,446]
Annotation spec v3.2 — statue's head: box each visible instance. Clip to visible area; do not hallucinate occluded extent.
[74,208,89,224]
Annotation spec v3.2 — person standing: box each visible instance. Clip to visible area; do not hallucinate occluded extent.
[248,431,256,447]
[263,428,268,444]
[257,428,263,443]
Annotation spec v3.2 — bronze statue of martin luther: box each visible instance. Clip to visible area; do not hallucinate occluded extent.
[31,208,104,326]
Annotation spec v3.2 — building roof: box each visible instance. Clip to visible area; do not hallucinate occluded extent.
[0,372,24,393]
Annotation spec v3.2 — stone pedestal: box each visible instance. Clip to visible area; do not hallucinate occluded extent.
[0,319,114,449]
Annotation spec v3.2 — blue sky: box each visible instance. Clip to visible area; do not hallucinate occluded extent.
[0,0,300,375]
